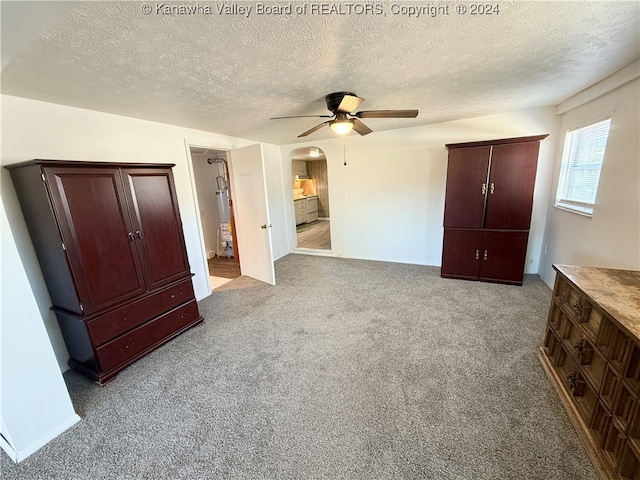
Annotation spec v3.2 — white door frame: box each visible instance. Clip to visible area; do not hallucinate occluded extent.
[183,138,236,297]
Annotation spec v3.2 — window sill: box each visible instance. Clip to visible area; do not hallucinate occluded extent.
[554,204,593,218]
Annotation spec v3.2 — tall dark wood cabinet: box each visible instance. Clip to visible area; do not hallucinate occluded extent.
[8,160,204,384]
[441,135,548,285]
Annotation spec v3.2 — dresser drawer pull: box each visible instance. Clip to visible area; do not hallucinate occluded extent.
[572,301,584,317]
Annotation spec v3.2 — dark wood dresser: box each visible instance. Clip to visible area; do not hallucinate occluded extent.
[8,160,204,384]
[539,264,640,479]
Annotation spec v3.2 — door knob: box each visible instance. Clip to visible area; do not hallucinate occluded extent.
[261,224,272,229]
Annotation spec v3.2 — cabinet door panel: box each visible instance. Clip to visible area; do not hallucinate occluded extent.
[480,231,529,285]
[441,229,483,280]
[443,146,490,228]
[484,142,540,230]
[123,169,190,289]
[46,167,146,313]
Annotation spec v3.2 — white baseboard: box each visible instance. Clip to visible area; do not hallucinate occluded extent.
[1,413,81,463]
[0,434,17,463]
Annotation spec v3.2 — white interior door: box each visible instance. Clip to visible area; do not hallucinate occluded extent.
[228,144,276,285]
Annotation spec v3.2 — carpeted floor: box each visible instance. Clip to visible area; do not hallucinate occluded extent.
[1,255,597,479]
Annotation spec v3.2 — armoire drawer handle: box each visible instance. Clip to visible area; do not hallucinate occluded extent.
[481,183,486,195]
[475,249,479,260]
[128,232,135,241]
[135,230,143,239]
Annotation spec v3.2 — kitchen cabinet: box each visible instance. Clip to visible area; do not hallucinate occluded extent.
[294,198,306,225]
[306,196,318,223]
[294,196,319,226]
[292,160,307,177]
[441,134,547,285]
[540,265,640,480]
[7,160,203,384]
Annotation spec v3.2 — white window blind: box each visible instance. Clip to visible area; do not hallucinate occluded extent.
[555,118,611,216]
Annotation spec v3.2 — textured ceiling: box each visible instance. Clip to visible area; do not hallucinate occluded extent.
[1,1,639,145]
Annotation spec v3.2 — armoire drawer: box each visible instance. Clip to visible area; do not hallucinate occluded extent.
[96,300,200,373]
[88,278,195,346]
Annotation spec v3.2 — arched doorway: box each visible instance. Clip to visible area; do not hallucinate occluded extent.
[290,147,331,251]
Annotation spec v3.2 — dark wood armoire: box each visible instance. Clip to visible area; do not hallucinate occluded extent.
[441,135,548,285]
[8,160,204,384]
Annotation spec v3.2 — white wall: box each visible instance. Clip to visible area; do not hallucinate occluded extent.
[1,198,80,462]
[539,76,640,286]
[281,107,559,271]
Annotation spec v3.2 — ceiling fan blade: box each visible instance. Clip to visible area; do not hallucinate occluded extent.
[271,115,333,120]
[355,109,419,119]
[352,118,373,136]
[298,121,331,137]
[337,94,364,114]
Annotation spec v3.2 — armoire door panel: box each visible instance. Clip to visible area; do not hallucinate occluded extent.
[46,167,147,313]
[123,169,190,289]
[441,229,483,280]
[484,142,540,230]
[480,231,529,284]
[443,146,491,229]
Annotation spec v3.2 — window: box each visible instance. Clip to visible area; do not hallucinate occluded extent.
[555,118,611,216]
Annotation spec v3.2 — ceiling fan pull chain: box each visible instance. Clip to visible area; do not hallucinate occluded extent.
[343,137,347,166]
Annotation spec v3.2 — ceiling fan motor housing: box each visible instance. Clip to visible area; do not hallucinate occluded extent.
[325,92,357,113]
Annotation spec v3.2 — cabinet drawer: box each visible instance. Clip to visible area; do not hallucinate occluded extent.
[96,300,200,373]
[306,210,318,223]
[88,278,195,346]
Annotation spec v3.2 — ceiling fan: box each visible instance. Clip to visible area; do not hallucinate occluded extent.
[270,92,419,137]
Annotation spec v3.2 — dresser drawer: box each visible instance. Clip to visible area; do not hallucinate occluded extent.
[88,278,195,346]
[96,300,200,373]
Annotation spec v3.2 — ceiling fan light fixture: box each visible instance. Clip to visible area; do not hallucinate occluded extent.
[330,119,354,135]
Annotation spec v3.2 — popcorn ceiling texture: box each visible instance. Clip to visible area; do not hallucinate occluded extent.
[1,1,638,144]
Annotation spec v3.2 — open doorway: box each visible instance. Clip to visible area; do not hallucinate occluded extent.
[291,147,331,251]
[189,147,241,289]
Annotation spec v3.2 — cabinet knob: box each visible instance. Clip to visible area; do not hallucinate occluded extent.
[490,182,495,194]
[475,249,479,260]
[128,232,135,241]
[135,230,143,239]
[481,183,486,195]
[483,250,488,261]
